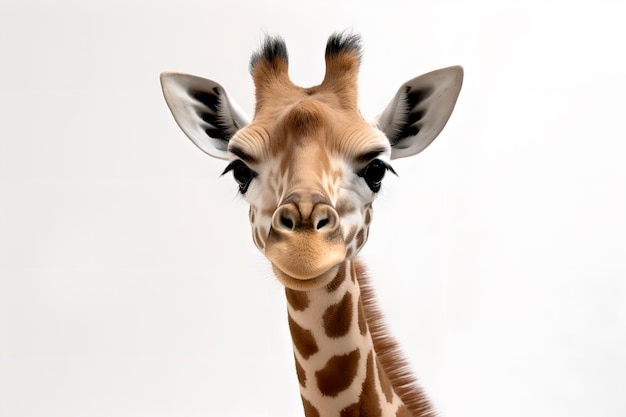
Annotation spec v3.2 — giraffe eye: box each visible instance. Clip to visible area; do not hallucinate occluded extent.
[222,160,257,194]
[359,159,390,192]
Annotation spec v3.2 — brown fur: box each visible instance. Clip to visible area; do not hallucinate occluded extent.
[322,291,354,338]
[355,260,437,417]
[340,352,382,417]
[357,296,368,336]
[286,288,310,311]
[288,314,319,359]
[301,396,320,417]
[315,348,361,397]
[295,355,307,387]
[326,261,347,292]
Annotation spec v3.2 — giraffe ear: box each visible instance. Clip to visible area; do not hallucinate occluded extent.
[374,66,463,160]
[160,72,250,160]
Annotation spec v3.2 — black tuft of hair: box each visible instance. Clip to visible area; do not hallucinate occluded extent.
[249,36,289,72]
[325,32,363,61]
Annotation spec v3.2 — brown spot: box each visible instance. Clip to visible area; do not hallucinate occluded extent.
[395,405,412,417]
[345,247,354,259]
[315,348,360,397]
[295,355,306,387]
[324,226,344,244]
[288,315,319,359]
[338,352,382,417]
[359,352,382,417]
[249,207,256,223]
[357,296,367,336]
[356,228,365,249]
[322,291,353,338]
[345,225,358,245]
[351,261,357,283]
[340,403,360,417]
[326,262,346,292]
[301,396,320,417]
[364,208,372,225]
[377,357,394,403]
[336,198,355,216]
[285,288,310,311]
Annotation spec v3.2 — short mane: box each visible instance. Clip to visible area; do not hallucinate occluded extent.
[355,260,437,417]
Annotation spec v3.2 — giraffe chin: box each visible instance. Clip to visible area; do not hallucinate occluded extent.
[271,263,341,291]
[264,233,347,291]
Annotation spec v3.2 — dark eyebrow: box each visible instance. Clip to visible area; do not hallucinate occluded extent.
[228,146,257,163]
[355,149,386,163]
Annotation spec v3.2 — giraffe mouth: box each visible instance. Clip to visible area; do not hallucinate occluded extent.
[264,229,347,291]
[270,263,341,291]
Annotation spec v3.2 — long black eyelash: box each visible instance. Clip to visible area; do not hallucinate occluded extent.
[221,160,257,194]
[221,160,258,178]
[358,160,398,177]
[382,161,398,177]
[221,161,238,176]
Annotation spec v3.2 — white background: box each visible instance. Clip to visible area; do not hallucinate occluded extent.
[1,1,624,416]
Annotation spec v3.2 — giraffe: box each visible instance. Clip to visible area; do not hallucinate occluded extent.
[160,33,462,417]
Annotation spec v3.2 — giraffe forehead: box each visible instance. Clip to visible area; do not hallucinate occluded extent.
[280,98,329,139]
[230,97,390,171]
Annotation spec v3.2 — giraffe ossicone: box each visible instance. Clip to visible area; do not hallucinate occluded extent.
[161,32,462,417]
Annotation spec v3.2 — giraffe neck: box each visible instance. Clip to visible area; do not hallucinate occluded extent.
[285,260,421,417]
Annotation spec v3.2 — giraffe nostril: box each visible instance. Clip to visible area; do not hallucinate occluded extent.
[280,215,294,230]
[272,204,300,232]
[313,205,339,232]
[316,218,330,230]
[272,201,339,233]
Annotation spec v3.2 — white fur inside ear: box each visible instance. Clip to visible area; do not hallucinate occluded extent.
[374,66,463,160]
[160,72,249,160]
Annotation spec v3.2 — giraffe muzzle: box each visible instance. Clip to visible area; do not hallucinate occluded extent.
[271,202,339,233]
[264,201,346,290]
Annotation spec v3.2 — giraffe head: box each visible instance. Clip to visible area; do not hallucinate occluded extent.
[161,33,462,291]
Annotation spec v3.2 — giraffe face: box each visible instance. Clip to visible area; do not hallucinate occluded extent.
[226,99,392,290]
[161,33,463,290]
